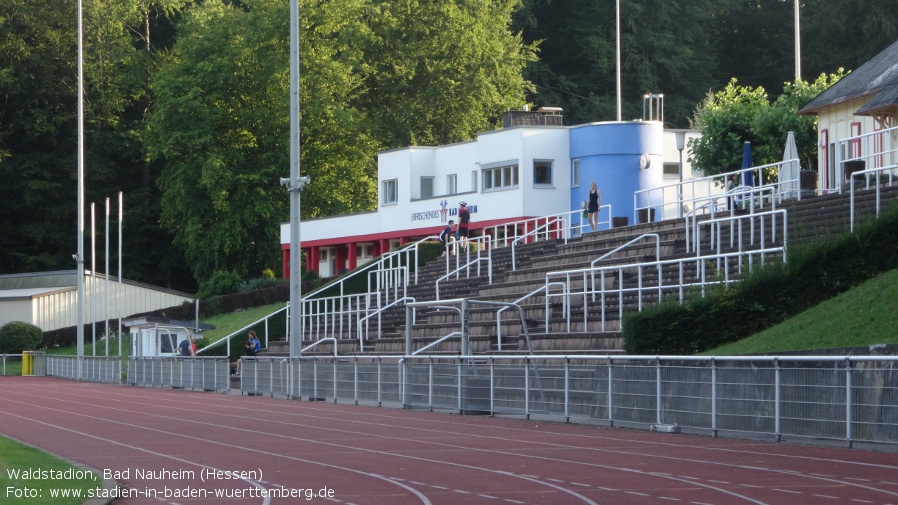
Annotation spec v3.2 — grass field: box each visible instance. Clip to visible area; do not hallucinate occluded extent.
[704,268,898,355]
[0,435,100,504]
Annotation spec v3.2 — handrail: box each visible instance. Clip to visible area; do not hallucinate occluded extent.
[482,207,613,249]
[413,332,461,355]
[849,163,898,231]
[437,235,492,300]
[686,185,778,253]
[407,298,532,355]
[301,337,338,357]
[696,209,787,260]
[496,282,566,348]
[356,296,415,352]
[511,217,564,270]
[589,233,659,301]
[547,245,786,332]
[634,161,801,223]
[835,124,898,195]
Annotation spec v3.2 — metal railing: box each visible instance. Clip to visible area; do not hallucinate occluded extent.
[1,353,23,376]
[127,356,229,391]
[695,209,787,260]
[834,124,898,195]
[483,206,613,250]
[547,246,785,332]
[684,185,778,253]
[849,163,898,231]
[436,235,493,300]
[635,161,800,224]
[232,354,898,448]
[197,304,287,356]
[46,355,121,383]
[301,266,408,341]
[510,217,565,270]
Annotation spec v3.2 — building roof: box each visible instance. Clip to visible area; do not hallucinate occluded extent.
[799,39,898,116]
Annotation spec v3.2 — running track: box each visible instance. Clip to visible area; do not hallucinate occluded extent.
[1,377,897,505]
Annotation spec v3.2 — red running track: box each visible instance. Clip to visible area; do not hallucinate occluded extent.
[1,376,897,505]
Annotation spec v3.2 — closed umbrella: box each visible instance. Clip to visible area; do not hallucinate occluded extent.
[781,131,800,196]
[741,141,754,187]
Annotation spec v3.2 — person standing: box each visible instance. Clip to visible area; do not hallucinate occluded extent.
[439,220,455,256]
[457,202,471,251]
[587,181,602,232]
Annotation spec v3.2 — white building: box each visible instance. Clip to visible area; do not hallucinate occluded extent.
[282,109,702,278]
[799,39,898,192]
[0,270,194,333]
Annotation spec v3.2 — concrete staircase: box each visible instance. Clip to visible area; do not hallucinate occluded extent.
[293,182,898,356]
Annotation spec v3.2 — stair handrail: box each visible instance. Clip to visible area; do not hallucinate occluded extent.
[687,184,778,253]
[589,233,659,302]
[197,304,288,356]
[356,296,416,352]
[497,281,567,343]
[511,216,565,270]
[437,235,493,300]
[696,209,788,260]
[301,337,338,357]
[849,163,898,232]
[302,235,438,304]
[548,245,786,332]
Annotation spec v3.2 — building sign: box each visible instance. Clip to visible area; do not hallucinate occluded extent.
[410,200,477,223]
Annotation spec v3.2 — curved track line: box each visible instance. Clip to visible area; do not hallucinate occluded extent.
[0,405,432,505]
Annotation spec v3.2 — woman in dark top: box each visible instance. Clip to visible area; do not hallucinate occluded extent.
[587,181,601,232]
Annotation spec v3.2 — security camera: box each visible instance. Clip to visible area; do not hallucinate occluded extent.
[279,177,292,188]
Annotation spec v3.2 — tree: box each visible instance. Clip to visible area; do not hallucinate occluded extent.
[688,71,846,180]
[363,0,537,147]
[147,0,378,282]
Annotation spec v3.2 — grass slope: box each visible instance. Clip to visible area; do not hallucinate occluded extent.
[704,268,898,355]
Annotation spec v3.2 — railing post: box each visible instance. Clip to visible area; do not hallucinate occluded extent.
[564,357,570,423]
[524,357,530,420]
[774,357,781,442]
[711,358,718,437]
[845,358,853,449]
[607,358,614,427]
[656,357,662,425]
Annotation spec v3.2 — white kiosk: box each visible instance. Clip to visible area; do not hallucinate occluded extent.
[123,316,214,357]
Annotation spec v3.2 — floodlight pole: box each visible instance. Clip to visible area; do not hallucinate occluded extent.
[286,0,309,358]
[75,0,85,370]
[615,0,622,122]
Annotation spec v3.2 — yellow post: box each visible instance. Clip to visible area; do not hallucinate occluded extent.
[22,351,32,376]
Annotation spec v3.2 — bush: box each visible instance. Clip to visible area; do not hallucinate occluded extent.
[0,322,44,354]
[197,270,242,299]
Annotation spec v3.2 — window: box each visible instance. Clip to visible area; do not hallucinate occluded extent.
[471,170,478,192]
[420,177,433,198]
[663,162,679,176]
[382,179,397,204]
[571,159,580,187]
[482,163,519,191]
[447,174,457,195]
[534,160,553,185]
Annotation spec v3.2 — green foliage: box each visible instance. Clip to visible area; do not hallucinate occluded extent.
[239,277,282,292]
[0,321,44,353]
[197,270,242,300]
[624,206,898,355]
[689,72,846,180]
[364,0,537,147]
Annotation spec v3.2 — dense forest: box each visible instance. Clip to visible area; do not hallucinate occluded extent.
[1,0,895,292]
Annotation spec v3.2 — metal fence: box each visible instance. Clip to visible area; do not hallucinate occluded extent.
[46,355,120,383]
[1,354,23,376]
[239,355,897,448]
[127,357,229,392]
